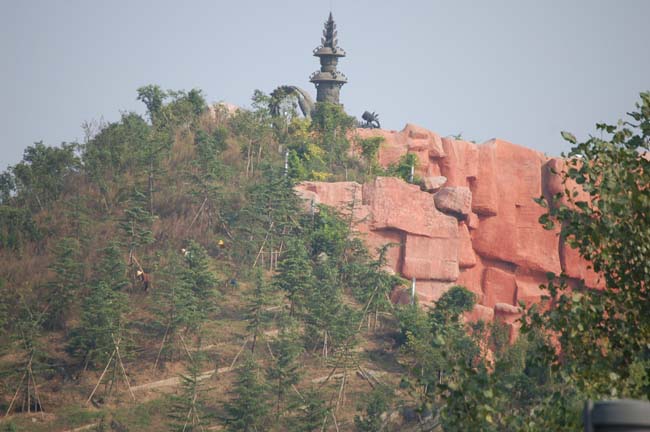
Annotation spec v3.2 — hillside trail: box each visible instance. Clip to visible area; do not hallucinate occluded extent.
[60,330,280,432]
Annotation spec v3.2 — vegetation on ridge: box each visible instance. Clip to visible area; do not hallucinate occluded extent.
[0,86,648,431]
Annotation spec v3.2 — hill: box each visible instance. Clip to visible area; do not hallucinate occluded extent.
[0,87,648,431]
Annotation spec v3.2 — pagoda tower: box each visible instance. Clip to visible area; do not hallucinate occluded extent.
[310,13,348,104]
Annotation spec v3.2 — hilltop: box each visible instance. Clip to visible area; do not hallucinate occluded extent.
[0,87,648,431]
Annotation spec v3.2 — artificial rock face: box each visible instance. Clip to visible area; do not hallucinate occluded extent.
[295,124,604,341]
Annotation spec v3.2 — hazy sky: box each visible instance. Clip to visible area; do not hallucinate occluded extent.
[2,0,649,170]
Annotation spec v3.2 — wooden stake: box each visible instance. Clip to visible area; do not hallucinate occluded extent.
[152,322,171,372]
[86,349,116,405]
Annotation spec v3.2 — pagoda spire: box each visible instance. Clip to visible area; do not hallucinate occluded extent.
[321,12,338,49]
[310,12,347,104]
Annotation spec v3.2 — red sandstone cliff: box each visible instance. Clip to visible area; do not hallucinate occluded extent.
[295,124,603,340]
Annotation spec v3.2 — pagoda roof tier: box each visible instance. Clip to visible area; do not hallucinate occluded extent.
[309,70,348,83]
[312,46,346,57]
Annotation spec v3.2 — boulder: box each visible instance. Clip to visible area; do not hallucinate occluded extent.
[403,234,459,281]
[439,137,479,187]
[434,187,472,217]
[470,142,499,216]
[414,280,455,304]
[403,123,445,159]
[464,304,495,324]
[471,139,562,275]
[514,268,549,307]
[296,181,362,214]
[482,267,517,308]
[364,177,457,238]
[458,223,477,268]
[294,188,320,213]
[456,259,485,303]
[353,124,445,178]
[361,229,404,273]
[560,242,604,289]
[423,176,447,192]
[467,212,480,230]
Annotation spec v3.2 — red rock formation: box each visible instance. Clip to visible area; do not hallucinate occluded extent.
[295,123,604,328]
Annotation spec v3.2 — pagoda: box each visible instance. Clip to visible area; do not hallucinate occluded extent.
[310,13,348,104]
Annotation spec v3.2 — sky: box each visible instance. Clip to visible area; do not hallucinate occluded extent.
[1,0,649,170]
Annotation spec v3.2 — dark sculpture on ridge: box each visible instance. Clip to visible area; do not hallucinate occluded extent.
[310,12,348,104]
[270,85,315,118]
[360,111,381,129]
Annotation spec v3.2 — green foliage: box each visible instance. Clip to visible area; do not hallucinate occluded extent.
[137,85,167,123]
[244,271,274,354]
[82,112,151,186]
[0,205,41,250]
[235,164,301,268]
[525,92,650,404]
[345,244,404,331]
[222,355,270,432]
[287,388,330,432]
[195,127,228,167]
[66,280,128,367]
[354,384,393,432]
[168,347,212,431]
[357,136,384,177]
[282,101,356,180]
[43,237,84,330]
[385,152,419,184]
[66,243,129,366]
[120,188,154,253]
[267,320,303,419]
[274,237,314,315]
[5,141,79,212]
[310,103,356,171]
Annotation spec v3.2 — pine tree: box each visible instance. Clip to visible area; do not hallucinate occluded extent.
[267,319,303,418]
[222,355,270,432]
[181,240,219,316]
[354,385,393,432]
[235,165,300,269]
[44,237,84,330]
[304,260,359,357]
[244,271,273,354]
[168,344,212,432]
[273,237,313,315]
[66,242,131,368]
[120,188,154,261]
[96,242,129,292]
[6,304,49,415]
[66,280,127,368]
[153,242,219,365]
[288,388,330,432]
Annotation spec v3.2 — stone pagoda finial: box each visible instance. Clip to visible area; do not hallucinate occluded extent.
[310,12,347,104]
[322,12,338,49]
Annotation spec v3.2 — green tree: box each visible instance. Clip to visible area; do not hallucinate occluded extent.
[267,320,303,418]
[168,344,213,431]
[354,385,393,432]
[120,188,154,262]
[244,271,274,354]
[137,85,167,124]
[8,141,79,212]
[287,388,330,432]
[66,245,129,367]
[222,355,270,432]
[0,206,41,251]
[43,237,84,330]
[66,280,127,367]
[309,102,356,173]
[82,112,150,192]
[273,237,313,315]
[525,92,650,402]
